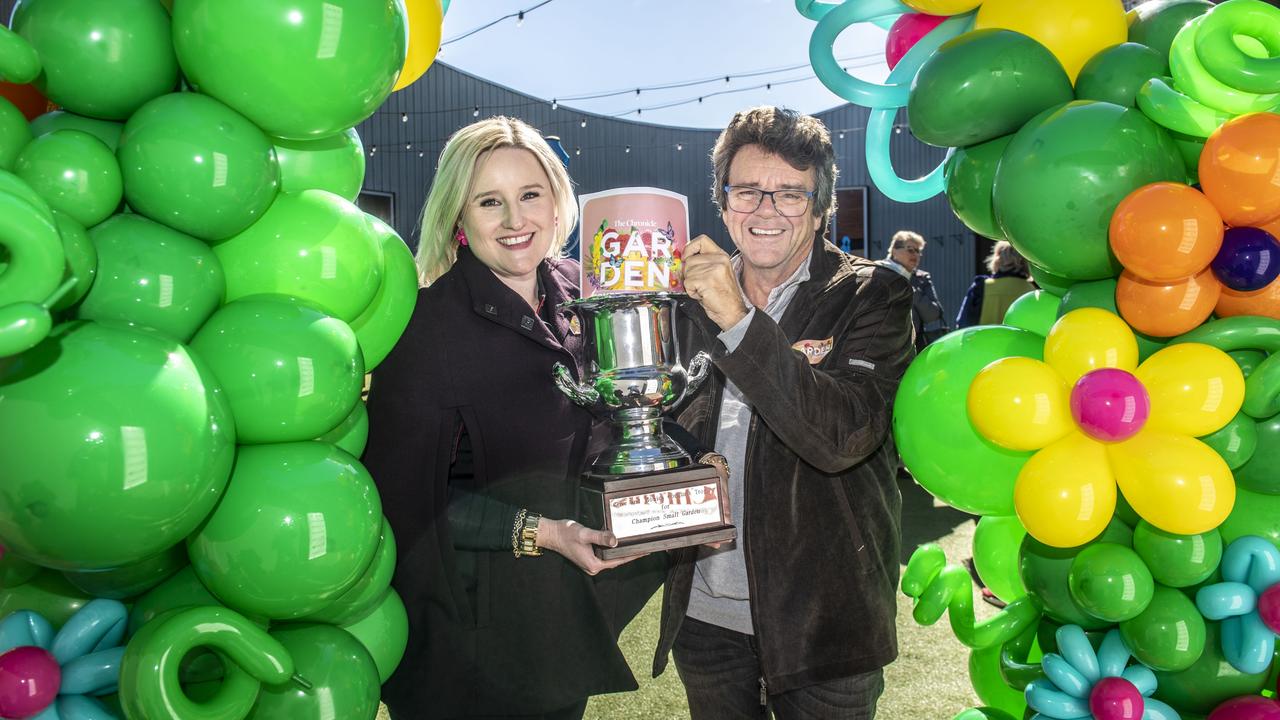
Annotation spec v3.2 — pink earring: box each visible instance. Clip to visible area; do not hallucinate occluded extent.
[455,227,468,246]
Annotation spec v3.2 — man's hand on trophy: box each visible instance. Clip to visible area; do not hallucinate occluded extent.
[680,235,750,331]
[537,518,645,575]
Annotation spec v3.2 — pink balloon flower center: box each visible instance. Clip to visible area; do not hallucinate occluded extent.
[0,646,60,719]
[1071,368,1150,442]
[1258,584,1280,635]
[1089,676,1145,720]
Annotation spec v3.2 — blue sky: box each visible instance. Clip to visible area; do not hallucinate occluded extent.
[436,0,891,129]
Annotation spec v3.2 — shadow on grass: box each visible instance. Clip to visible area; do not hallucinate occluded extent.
[897,469,975,566]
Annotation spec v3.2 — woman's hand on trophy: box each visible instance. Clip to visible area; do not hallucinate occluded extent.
[680,236,749,331]
[537,518,643,575]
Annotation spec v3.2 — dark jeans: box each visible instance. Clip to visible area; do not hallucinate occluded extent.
[414,699,587,720]
[673,617,885,720]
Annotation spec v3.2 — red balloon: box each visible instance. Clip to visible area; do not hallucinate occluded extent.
[886,13,948,69]
[0,82,56,120]
[0,646,60,718]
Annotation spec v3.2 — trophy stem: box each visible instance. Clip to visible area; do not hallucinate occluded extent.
[588,408,691,476]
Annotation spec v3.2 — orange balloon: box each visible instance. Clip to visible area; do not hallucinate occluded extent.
[1217,272,1280,320]
[0,82,56,121]
[1199,112,1280,227]
[1116,268,1220,337]
[1110,182,1224,282]
[1259,214,1280,240]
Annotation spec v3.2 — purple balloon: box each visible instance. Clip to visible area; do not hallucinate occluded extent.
[0,646,60,719]
[1089,676,1144,720]
[1071,369,1150,443]
[1211,226,1280,292]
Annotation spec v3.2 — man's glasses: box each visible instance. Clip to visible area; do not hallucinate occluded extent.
[723,185,815,217]
[894,246,922,255]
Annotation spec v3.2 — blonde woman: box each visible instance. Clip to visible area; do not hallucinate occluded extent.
[364,117,662,719]
[954,240,1035,328]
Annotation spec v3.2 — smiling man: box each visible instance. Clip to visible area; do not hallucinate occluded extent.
[654,107,916,719]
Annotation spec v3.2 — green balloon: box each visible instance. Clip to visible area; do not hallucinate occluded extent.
[1219,487,1280,550]
[894,326,1044,516]
[13,129,122,227]
[190,297,363,443]
[944,134,1014,240]
[1152,620,1268,714]
[1075,43,1169,108]
[128,566,225,636]
[1172,129,1205,184]
[1233,415,1280,494]
[77,214,224,342]
[994,100,1185,281]
[339,589,408,684]
[29,110,123,152]
[1120,585,1206,672]
[274,128,365,202]
[10,0,178,120]
[968,644,1027,719]
[1129,0,1214,58]
[246,624,380,720]
[973,515,1028,603]
[118,92,279,242]
[1227,350,1266,379]
[1132,521,1222,588]
[172,0,407,140]
[349,216,417,369]
[300,517,393,625]
[1200,411,1258,470]
[908,29,1074,148]
[1029,263,1075,296]
[316,400,369,458]
[120,606,293,720]
[187,442,382,620]
[1068,543,1155,622]
[0,544,40,587]
[953,710,1017,720]
[0,321,234,570]
[1001,290,1061,337]
[0,97,32,171]
[1116,491,1142,529]
[1019,519,1133,629]
[0,569,90,629]
[1057,278,1168,361]
[213,190,383,323]
[62,544,187,600]
[49,210,95,312]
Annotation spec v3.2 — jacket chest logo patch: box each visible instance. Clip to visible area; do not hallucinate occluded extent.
[568,315,581,336]
[792,337,834,365]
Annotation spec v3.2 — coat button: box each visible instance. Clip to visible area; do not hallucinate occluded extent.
[483,304,497,315]
[520,316,535,330]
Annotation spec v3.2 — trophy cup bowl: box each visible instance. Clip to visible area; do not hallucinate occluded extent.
[554,292,736,558]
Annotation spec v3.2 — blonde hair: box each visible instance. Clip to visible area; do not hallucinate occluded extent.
[887,230,925,257]
[415,116,578,285]
[987,240,1029,276]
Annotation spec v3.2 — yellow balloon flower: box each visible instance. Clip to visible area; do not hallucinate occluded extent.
[903,0,983,15]
[968,357,1073,451]
[393,0,444,92]
[966,308,1243,547]
[974,0,1128,82]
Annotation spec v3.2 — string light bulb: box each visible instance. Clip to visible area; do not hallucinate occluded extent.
[473,106,479,117]
[580,118,587,128]
[625,145,631,153]
[551,99,558,110]
[400,112,407,122]
[516,10,524,26]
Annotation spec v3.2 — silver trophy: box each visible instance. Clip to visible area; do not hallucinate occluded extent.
[554,292,735,558]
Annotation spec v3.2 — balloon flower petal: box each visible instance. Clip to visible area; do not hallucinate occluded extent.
[1015,431,1117,548]
[968,357,1074,451]
[1108,429,1235,536]
[1137,343,1244,436]
[1045,308,1139,384]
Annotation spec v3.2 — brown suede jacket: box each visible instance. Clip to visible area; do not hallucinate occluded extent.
[653,238,916,693]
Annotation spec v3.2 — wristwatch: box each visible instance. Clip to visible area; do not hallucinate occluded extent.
[697,451,730,481]
[512,509,544,558]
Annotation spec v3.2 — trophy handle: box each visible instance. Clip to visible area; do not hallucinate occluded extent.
[553,362,601,407]
[684,351,712,395]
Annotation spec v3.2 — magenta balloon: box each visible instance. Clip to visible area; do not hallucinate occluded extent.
[1070,368,1150,442]
[0,646,60,718]
[1089,676,1144,720]
[886,13,948,70]
[1259,585,1280,634]
[1208,695,1280,720]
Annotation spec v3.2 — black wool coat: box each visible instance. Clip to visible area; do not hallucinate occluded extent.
[364,247,663,718]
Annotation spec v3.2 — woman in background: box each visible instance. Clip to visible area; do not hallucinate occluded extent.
[955,240,1035,328]
[363,116,662,720]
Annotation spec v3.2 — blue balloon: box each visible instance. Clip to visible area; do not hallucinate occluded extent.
[49,599,127,664]
[0,610,54,652]
[59,646,124,695]
[1054,625,1101,683]
[1024,678,1089,717]
[808,0,919,109]
[1096,630,1133,679]
[1211,226,1280,292]
[1040,654,1089,698]
[1195,536,1280,674]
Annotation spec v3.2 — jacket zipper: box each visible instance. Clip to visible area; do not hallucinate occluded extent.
[741,411,773,703]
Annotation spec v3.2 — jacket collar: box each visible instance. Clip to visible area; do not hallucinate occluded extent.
[455,246,581,359]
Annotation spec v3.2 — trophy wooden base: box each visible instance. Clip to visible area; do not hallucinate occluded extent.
[579,462,736,560]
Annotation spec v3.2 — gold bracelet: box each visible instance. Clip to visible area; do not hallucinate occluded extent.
[512,509,543,557]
